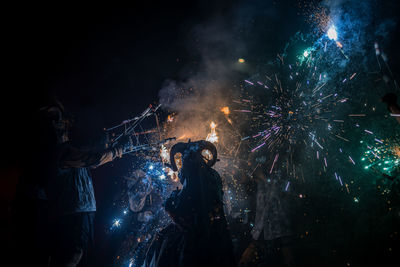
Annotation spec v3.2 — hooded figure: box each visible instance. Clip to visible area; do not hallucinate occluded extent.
[145,141,235,267]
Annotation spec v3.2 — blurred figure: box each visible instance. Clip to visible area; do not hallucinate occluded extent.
[38,101,126,267]
[381,92,400,124]
[239,156,295,267]
[12,100,60,266]
[111,170,164,267]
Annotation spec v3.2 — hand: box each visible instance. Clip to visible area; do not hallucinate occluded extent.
[118,134,132,147]
[114,135,131,153]
[115,147,123,158]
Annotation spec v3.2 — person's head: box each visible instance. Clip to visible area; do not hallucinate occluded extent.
[40,99,71,144]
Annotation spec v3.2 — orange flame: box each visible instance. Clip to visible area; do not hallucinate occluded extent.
[206,121,218,143]
[167,114,174,122]
[160,145,180,181]
[160,145,169,163]
[177,134,187,140]
[220,106,230,115]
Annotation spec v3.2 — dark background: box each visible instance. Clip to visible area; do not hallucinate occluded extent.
[2,1,400,266]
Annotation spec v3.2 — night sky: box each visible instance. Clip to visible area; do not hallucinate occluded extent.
[3,1,400,266]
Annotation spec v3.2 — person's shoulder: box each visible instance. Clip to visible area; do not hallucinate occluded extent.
[210,168,221,178]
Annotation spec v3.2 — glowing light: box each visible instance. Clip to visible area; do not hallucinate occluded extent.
[167,114,174,122]
[220,106,230,115]
[394,146,400,157]
[238,58,245,63]
[149,165,154,170]
[159,174,166,180]
[113,219,121,227]
[206,121,218,143]
[220,107,233,124]
[160,145,169,163]
[303,50,309,57]
[327,25,338,40]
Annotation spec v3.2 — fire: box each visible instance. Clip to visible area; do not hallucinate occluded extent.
[220,106,230,115]
[220,106,232,125]
[167,114,174,122]
[177,134,187,140]
[206,121,218,143]
[160,145,179,181]
[160,145,169,163]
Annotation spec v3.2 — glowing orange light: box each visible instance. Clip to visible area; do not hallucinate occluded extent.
[160,145,169,163]
[177,134,186,140]
[220,106,230,115]
[167,114,174,122]
[394,146,400,158]
[206,121,218,143]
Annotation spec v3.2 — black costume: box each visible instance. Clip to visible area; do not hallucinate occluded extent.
[145,141,235,267]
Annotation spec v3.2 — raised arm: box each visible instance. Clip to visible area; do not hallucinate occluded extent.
[59,145,123,169]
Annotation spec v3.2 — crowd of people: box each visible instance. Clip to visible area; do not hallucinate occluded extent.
[11,92,399,267]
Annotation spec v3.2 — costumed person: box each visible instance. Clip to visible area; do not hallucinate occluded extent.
[239,152,296,267]
[144,140,235,267]
[41,101,127,267]
[381,92,400,124]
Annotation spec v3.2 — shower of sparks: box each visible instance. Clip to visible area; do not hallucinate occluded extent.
[362,136,400,178]
[109,3,400,265]
[227,17,399,192]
